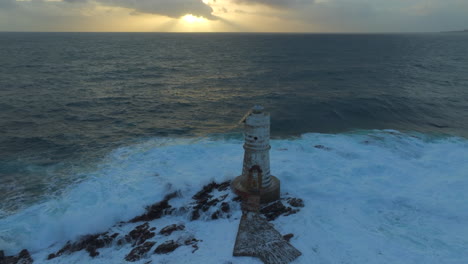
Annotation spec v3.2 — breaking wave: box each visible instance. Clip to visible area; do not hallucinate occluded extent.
[1,130,467,263]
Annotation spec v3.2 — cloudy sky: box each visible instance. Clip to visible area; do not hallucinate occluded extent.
[0,0,467,32]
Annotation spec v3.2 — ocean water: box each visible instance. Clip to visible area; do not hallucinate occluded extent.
[0,33,467,263]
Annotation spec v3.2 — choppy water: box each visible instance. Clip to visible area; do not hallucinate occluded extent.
[1,132,467,263]
[0,33,467,260]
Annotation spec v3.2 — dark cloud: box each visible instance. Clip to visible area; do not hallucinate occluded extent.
[2,0,214,19]
[63,0,88,2]
[64,0,216,19]
[291,0,468,32]
[0,0,17,8]
[232,0,314,8]
[2,0,468,32]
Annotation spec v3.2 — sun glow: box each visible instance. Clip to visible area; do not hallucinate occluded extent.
[182,14,207,24]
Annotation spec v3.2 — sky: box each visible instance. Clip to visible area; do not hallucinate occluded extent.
[0,0,467,32]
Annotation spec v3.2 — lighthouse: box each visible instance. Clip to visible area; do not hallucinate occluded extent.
[231,105,280,204]
[232,106,301,264]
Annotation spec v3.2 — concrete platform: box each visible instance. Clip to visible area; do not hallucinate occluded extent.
[233,212,302,264]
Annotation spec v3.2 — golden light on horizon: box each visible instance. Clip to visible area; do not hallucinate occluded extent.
[182,14,208,24]
[0,0,317,32]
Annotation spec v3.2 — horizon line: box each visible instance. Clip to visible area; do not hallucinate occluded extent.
[0,31,444,34]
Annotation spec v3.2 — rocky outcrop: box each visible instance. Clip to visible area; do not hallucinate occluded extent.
[120,222,156,246]
[183,237,201,253]
[0,249,33,264]
[260,201,298,221]
[124,241,156,262]
[192,181,230,201]
[190,181,231,221]
[314,145,332,151]
[154,240,180,254]
[26,180,303,263]
[282,233,294,242]
[48,232,118,259]
[159,224,185,236]
[286,198,304,208]
[221,202,230,213]
[129,192,178,223]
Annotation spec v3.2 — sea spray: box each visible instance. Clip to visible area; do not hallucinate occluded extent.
[0,131,467,264]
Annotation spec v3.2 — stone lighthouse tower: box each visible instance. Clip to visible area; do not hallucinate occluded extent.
[232,105,280,204]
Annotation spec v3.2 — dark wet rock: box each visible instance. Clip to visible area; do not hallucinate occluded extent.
[189,181,234,221]
[83,233,117,257]
[40,185,242,260]
[159,224,185,236]
[183,237,200,246]
[260,201,289,221]
[19,249,34,264]
[47,253,56,260]
[287,198,304,208]
[122,222,155,246]
[184,237,201,253]
[221,202,230,213]
[202,198,219,212]
[50,242,70,259]
[124,241,156,262]
[165,208,176,216]
[191,244,199,253]
[284,208,299,217]
[192,181,231,201]
[129,192,178,223]
[190,209,200,221]
[217,181,230,191]
[1,249,33,264]
[1,255,11,263]
[192,183,216,201]
[49,232,117,259]
[283,233,294,242]
[218,194,228,201]
[154,240,180,254]
[211,211,220,220]
[38,185,301,261]
[129,200,170,223]
[314,145,332,151]
[260,201,298,221]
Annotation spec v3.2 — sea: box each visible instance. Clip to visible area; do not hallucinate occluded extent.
[0,32,467,263]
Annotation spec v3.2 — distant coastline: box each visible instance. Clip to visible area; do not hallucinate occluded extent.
[441,29,468,33]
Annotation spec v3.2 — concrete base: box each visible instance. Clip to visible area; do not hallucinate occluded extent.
[233,212,302,264]
[231,175,280,204]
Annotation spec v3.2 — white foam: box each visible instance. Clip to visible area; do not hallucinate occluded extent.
[1,131,467,263]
